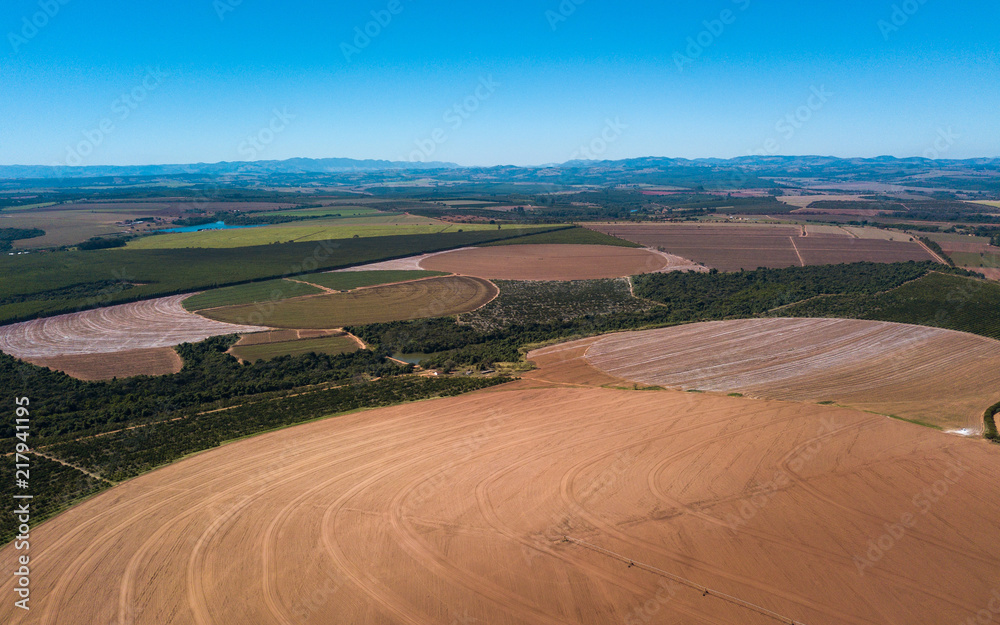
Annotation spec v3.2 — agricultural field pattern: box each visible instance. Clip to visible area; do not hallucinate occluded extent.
[1,160,999,625]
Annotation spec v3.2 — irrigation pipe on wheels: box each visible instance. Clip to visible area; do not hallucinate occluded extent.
[564,536,808,625]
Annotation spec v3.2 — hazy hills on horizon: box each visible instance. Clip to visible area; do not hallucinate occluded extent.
[1,154,998,181]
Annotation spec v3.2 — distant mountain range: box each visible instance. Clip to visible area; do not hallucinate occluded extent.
[0,155,997,181]
[0,157,461,180]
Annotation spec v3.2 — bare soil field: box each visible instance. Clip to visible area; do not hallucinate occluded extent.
[778,194,870,209]
[0,295,268,359]
[3,381,1000,624]
[198,276,498,328]
[794,236,933,265]
[23,346,183,380]
[419,244,675,279]
[969,267,1000,281]
[585,318,1000,430]
[586,224,934,271]
[839,226,915,242]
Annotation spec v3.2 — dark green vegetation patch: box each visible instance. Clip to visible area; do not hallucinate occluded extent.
[780,271,1000,341]
[985,401,1000,443]
[0,227,45,251]
[463,279,653,332]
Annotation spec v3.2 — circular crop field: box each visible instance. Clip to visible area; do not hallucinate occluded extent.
[197,276,498,328]
[0,295,268,359]
[418,244,678,279]
[3,386,999,624]
[585,317,1000,430]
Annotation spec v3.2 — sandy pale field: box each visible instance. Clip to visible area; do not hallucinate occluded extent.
[0,295,267,359]
[584,318,1000,430]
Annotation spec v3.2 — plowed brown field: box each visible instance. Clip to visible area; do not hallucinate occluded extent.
[3,380,1000,625]
[585,318,1000,430]
[586,224,935,271]
[23,346,183,380]
[418,244,678,279]
[0,295,268,359]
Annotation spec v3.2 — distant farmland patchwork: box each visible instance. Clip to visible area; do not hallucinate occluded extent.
[587,223,935,271]
[127,221,546,249]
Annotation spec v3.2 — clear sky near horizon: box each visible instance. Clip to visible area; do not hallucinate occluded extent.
[2,0,998,167]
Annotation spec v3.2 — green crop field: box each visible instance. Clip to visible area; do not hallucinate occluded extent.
[127,221,538,249]
[199,276,497,328]
[950,251,1000,268]
[0,202,59,212]
[181,278,323,311]
[183,271,447,310]
[782,271,1000,340]
[230,335,360,361]
[0,227,564,325]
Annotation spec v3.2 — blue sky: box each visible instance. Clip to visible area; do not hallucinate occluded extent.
[2,0,998,167]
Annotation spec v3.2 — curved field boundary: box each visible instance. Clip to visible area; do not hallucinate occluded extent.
[0,295,268,359]
[2,386,998,624]
[330,248,477,272]
[585,317,1000,430]
[198,276,498,329]
[418,244,675,280]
